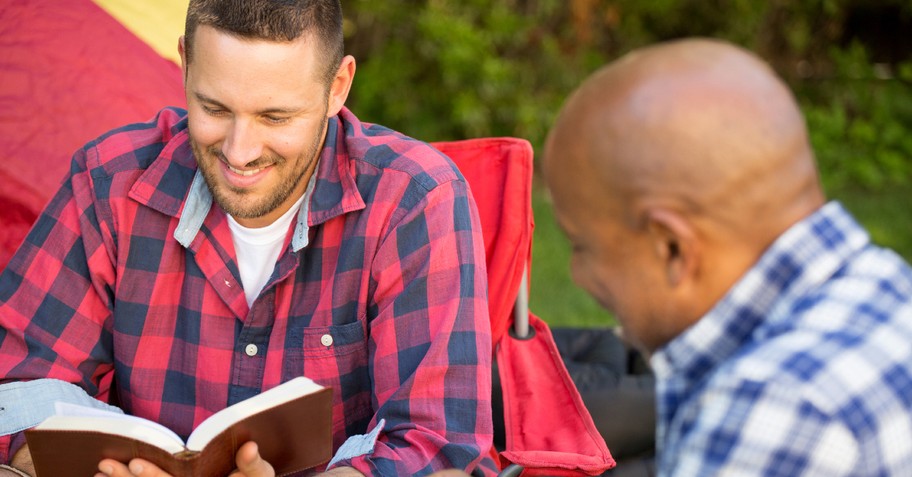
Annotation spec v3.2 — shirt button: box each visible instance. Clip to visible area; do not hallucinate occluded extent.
[245,344,258,356]
[320,334,333,347]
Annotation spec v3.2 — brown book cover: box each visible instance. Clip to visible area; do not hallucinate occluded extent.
[25,377,333,477]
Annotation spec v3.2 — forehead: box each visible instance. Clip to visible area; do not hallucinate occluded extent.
[187,25,324,96]
[550,190,624,253]
[547,173,630,256]
[546,140,608,206]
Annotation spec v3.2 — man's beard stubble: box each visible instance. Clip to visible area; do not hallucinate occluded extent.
[190,118,327,221]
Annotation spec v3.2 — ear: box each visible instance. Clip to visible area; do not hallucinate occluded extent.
[178,36,188,83]
[327,55,356,117]
[644,207,699,287]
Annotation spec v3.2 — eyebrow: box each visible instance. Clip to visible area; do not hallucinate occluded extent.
[192,91,301,115]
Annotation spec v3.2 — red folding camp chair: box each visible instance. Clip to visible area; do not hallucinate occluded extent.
[432,138,615,476]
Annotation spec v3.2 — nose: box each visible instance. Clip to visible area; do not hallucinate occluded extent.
[222,118,263,168]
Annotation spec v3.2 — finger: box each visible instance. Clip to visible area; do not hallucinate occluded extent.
[98,458,172,477]
[97,459,132,477]
[231,442,275,477]
[129,459,150,476]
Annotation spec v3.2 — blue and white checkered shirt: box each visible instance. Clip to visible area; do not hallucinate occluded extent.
[651,201,912,476]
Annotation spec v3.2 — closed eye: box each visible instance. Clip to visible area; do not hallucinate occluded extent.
[201,104,228,117]
[263,115,291,125]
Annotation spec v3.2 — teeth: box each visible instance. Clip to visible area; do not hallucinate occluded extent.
[227,164,262,176]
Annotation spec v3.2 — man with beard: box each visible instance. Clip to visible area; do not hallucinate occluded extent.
[0,1,495,476]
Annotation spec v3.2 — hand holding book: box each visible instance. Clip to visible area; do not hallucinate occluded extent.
[96,440,275,477]
[25,377,333,477]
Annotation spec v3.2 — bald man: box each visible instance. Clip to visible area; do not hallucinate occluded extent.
[543,38,912,476]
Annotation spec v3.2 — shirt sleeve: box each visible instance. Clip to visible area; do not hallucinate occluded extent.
[0,146,118,461]
[328,178,496,476]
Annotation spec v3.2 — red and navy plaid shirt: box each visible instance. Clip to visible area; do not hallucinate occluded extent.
[0,107,496,475]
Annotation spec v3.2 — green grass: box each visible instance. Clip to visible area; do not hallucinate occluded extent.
[529,181,912,328]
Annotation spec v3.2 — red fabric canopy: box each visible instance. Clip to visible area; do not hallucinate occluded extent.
[0,0,186,270]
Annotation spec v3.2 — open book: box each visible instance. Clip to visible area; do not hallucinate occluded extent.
[25,377,333,477]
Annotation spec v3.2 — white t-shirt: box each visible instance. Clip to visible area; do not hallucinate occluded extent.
[227,194,306,308]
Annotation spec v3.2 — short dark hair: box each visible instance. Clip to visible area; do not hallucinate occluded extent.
[184,0,344,85]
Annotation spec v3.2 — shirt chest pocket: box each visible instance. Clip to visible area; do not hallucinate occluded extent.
[283,319,370,387]
[284,318,373,438]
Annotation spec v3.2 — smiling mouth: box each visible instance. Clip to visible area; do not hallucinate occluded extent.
[226,163,264,176]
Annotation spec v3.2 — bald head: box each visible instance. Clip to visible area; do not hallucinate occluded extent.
[547,38,823,245]
[544,39,826,352]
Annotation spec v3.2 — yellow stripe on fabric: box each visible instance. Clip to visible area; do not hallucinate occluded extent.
[91,0,189,65]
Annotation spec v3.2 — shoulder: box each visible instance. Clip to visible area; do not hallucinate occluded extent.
[831,244,912,306]
[337,108,462,192]
[714,301,912,425]
[79,107,190,178]
[671,252,912,473]
[736,238,912,400]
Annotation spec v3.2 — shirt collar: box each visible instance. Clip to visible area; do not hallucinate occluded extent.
[126,113,197,218]
[650,201,870,381]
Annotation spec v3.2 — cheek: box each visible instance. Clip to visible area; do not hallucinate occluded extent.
[570,254,618,311]
[272,121,324,160]
[187,112,225,147]
[270,135,305,159]
[571,249,652,322]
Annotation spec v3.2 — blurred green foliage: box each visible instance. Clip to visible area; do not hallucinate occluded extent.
[803,44,912,191]
[344,0,585,145]
[343,0,912,326]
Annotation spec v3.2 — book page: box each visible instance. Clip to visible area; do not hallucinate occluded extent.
[53,401,185,446]
[186,376,324,451]
[33,415,188,455]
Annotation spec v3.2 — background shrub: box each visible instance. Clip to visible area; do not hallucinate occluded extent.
[344,0,912,326]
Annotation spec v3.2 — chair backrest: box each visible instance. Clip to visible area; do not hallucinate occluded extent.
[433,138,614,476]
[431,138,534,346]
